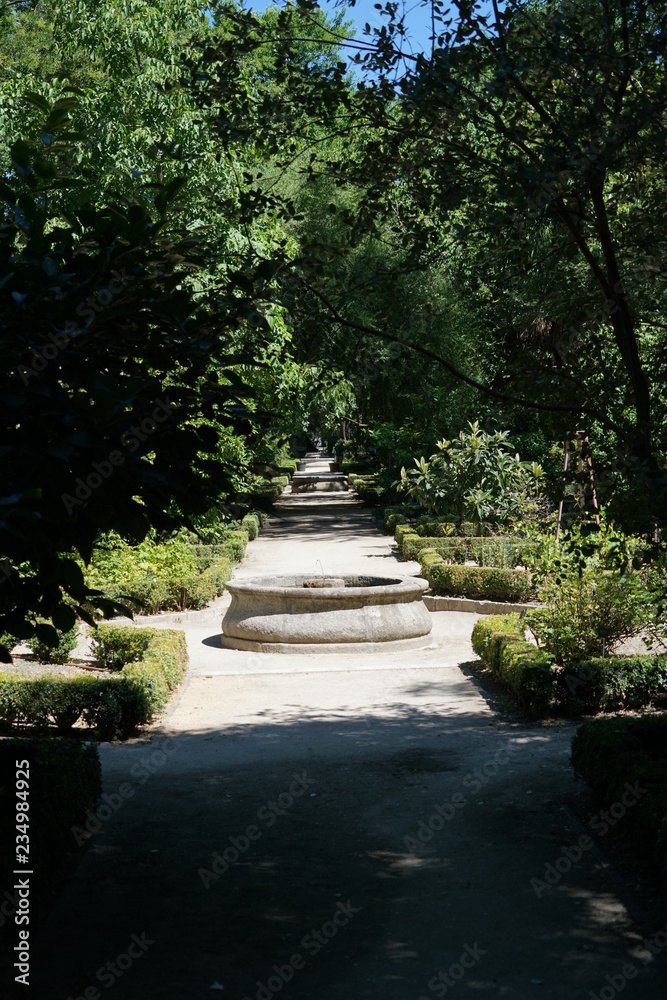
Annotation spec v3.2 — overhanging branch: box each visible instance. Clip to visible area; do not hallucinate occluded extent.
[302,280,631,445]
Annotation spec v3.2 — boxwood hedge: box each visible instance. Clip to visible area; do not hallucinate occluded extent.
[399,530,538,567]
[555,656,667,715]
[571,715,667,883]
[471,614,555,716]
[0,737,101,885]
[419,552,536,601]
[0,628,187,740]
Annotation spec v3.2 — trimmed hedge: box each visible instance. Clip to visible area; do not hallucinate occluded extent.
[0,738,101,883]
[217,529,249,562]
[415,517,457,537]
[420,552,536,601]
[0,628,188,739]
[399,530,538,567]
[571,715,667,882]
[471,614,555,716]
[241,512,261,540]
[92,624,154,671]
[395,522,420,548]
[555,656,667,715]
[347,472,401,505]
[239,474,290,509]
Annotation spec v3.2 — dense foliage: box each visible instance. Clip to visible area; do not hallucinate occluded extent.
[1,0,666,646]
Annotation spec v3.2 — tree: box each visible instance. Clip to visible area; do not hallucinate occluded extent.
[206,1,667,520]
[0,89,273,653]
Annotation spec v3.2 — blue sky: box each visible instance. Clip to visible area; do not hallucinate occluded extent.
[242,1,498,57]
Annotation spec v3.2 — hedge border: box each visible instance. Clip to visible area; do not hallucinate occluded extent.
[471,614,555,716]
[571,715,667,883]
[419,551,536,602]
[400,531,538,567]
[555,656,667,715]
[0,737,101,881]
[0,628,188,740]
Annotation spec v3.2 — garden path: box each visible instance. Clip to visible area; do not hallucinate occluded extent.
[32,488,667,999]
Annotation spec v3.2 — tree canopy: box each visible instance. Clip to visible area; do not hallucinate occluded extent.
[1,0,666,646]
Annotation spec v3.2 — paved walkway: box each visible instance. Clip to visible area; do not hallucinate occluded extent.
[31,490,666,999]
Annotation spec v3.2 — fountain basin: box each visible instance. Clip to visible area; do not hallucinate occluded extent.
[221,574,432,652]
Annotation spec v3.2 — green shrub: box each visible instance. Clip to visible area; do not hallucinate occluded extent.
[0,738,101,880]
[241,513,261,540]
[395,523,420,547]
[416,548,444,577]
[471,614,554,716]
[348,471,401,505]
[527,518,663,662]
[0,629,188,739]
[401,534,537,565]
[571,715,667,882]
[92,624,155,670]
[219,529,249,562]
[526,569,653,663]
[28,626,78,664]
[85,529,234,615]
[415,517,457,537]
[99,556,232,614]
[555,656,667,715]
[421,554,536,601]
[471,613,524,668]
[382,505,420,532]
[240,474,290,509]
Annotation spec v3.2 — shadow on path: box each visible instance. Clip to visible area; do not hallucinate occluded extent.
[30,703,667,1000]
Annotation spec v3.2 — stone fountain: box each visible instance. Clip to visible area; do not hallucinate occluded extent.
[220,574,432,652]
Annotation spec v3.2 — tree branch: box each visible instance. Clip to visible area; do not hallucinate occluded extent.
[299,279,631,443]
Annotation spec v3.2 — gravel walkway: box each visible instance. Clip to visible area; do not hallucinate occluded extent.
[28,490,667,999]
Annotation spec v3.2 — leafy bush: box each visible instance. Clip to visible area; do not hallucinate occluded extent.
[347,471,401,505]
[219,529,249,562]
[28,626,78,664]
[383,506,419,533]
[571,716,667,882]
[241,513,261,540]
[400,532,538,566]
[86,530,199,589]
[98,562,231,614]
[238,474,290,509]
[0,738,101,880]
[420,553,536,601]
[398,421,548,526]
[555,656,667,715]
[471,614,554,716]
[415,516,457,536]
[0,629,187,739]
[86,530,234,614]
[526,519,661,662]
[92,625,154,671]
